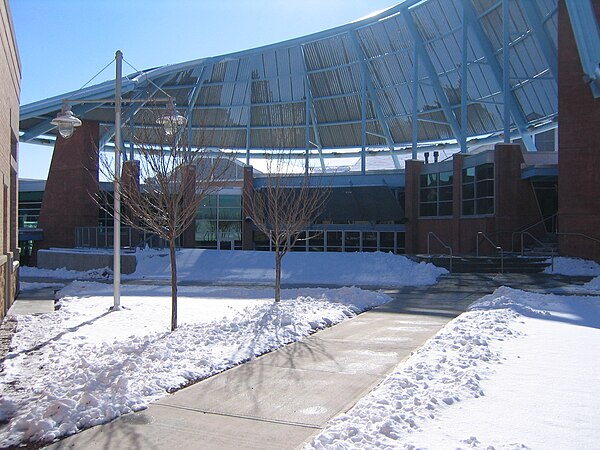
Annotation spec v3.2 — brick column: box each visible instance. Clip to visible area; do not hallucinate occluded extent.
[557,0,600,260]
[242,165,254,250]
[451,153,465,252]
[494,143,542,249]
[121,160,140,246]
[404,159,423,254]
[33,120,99,260]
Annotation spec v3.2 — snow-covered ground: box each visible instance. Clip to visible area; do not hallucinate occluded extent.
[0,284,393,447]
[1,250,444,447]
[6,252,600,448]
[308,261,600,449]
[544,255,600,277]
[23,248,447,286]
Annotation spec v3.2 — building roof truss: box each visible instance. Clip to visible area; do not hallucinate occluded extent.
[19,0,560,166]
[349,30,401,169]
[461,0,536,151]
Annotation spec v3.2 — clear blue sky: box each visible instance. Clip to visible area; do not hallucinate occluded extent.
[11,0,400,179]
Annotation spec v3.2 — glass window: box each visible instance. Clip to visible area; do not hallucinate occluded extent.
[419,171,453,217]
[439,202,453,216]
[307,232,323,252]
[363,231,377,250]
[196,193,242,246]
[345,231,360,251]
[396,232,406,253]
[327,231,343,251]
[462,163,494,216]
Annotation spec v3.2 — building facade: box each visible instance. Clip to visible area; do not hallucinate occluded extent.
[1,0,20,317]
[17,0,600,264]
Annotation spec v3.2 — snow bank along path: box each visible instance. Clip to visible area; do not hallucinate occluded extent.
[0,284,394,447]
[307,286,600,449]
[129,248,447,286]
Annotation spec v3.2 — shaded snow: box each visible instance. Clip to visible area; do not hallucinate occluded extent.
[307,286,600,449]
[129,248,446,286]
[22,249,446,287]
[0,284,392,447]
[543,256,600,276]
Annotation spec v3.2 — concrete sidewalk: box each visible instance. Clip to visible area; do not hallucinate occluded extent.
[7,283,62,316]
[44,273,583,450]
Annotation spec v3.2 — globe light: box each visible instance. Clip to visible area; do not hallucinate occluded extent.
[156,100,187,135]
[50,106,82,139]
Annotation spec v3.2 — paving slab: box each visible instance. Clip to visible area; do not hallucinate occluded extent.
[251,335,407,376]
[158,362,380,427]
[48,404,318,450]
[45,273,540,450]
[7,287,57,315]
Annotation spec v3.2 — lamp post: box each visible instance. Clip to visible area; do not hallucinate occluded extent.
[113,50,123,310]
[51,50,186,311]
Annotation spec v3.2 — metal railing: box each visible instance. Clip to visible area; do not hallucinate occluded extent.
[511,213,558,252]
[75,226,180,249]
[516,231,556,271]
[427,232,453,274]
[556,232,600,261]
[476,231,504,273]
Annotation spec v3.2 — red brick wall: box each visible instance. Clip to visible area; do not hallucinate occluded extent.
[494,143,544,250]
[405,144,542,255]
[404,159,423,254]
[242,166,254,250]
[33,120,100,257]
[558,0,600,260]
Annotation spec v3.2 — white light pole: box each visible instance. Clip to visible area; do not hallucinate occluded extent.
[51,50,187,312]
[113,50,123,310]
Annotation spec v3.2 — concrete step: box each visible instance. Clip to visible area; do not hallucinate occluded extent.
[415,255,552,274]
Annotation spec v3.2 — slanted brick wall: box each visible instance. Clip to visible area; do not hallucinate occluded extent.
[557,0,600,261]
[33,121,100,260]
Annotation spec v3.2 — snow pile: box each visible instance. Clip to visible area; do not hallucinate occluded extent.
[308,286,600,449]
[130,248,446,286]
[543,256,600,276]
[583,277,600,290]
[0,284,392,447]
[20,265,113,280]
[19,282,65,291]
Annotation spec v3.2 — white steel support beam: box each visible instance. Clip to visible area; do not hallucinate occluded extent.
[99,82,164,161]
[361,55,367,175]
[461,7,469,153]
[565,0,600,98]
[185,65,211,151]
[300,44,326,172]
[411,45,419,160]
[503,0,511,143]
[461,0,536,151]
[404,10,465,152]
[349,30,401,169]
[518,0,558,81]
[22,103,102,142]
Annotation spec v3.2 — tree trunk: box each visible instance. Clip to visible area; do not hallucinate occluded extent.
[169,238,178,331]
[275,251,282,302]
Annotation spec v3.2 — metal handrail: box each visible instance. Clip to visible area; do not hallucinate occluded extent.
[511,212,558,252]
[556,232,600,261]
[476,231,504,273]
[518,231,556,272]
[556,232,600,246]
[427,232,453,274]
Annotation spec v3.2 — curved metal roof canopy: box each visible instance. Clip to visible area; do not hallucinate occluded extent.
[20,0,558,170]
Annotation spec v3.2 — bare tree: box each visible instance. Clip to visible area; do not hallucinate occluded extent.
[245,152,330,302]
[101,108,233,330]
